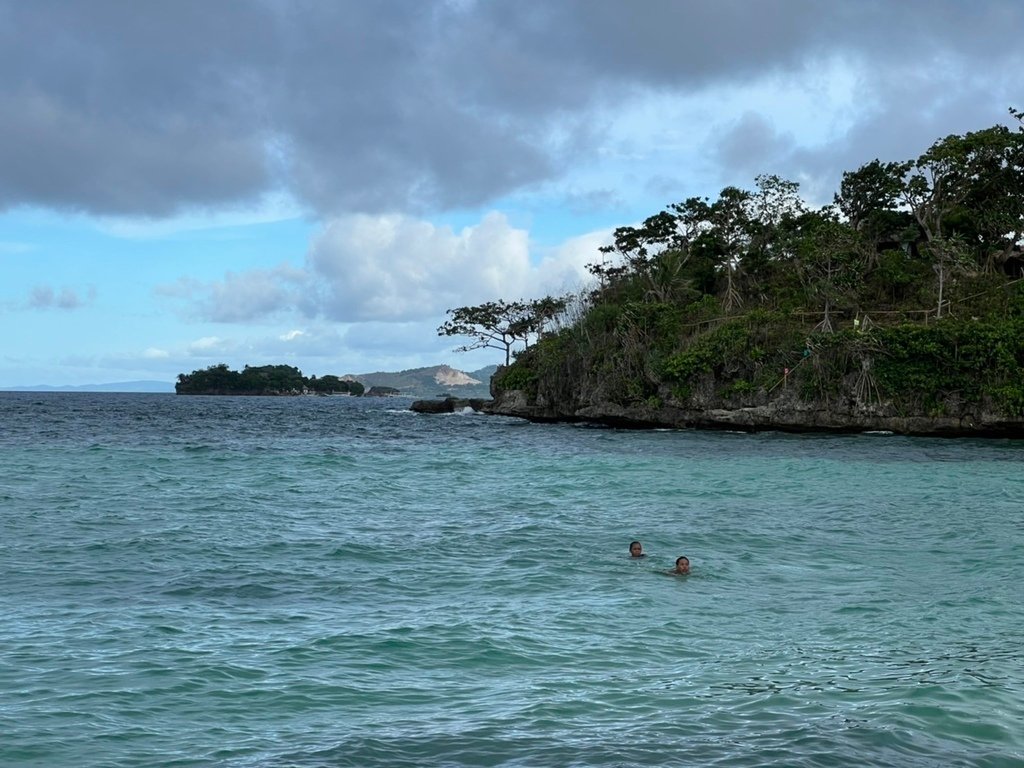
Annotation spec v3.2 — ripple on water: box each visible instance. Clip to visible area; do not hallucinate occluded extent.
[1,393,1022,767]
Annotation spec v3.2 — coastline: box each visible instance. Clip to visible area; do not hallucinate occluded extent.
[413,391,1024,438]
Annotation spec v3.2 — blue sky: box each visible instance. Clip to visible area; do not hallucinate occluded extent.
[2,0,1022,387]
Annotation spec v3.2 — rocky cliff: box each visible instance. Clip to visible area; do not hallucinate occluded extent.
[484,366,1024,437]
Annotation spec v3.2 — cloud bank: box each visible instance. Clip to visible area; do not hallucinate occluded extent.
[2,0,1020,219]
[165,212,596,325]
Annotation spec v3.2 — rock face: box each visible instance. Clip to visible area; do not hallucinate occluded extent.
[410,396,490,414]
[434,365,481,387]
[482,369,1024,437]
[365,386,401,397]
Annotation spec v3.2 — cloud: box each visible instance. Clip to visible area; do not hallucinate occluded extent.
[534,230,611,296]
[341,320,452,356]
[195,265,307,323]
[306,212,534,321]
[712,112,798,182]
[27,284,95,310]
[159,211,604,338]
[2,1,1020,219]
[304,211,605,322]
[152,323,463,379]
[143,347,170,359]
[187,336,233,356]
[160,266,307,323]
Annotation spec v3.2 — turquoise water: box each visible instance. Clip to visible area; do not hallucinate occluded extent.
[1,392,1022,767]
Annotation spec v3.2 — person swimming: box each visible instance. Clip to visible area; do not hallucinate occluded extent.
[629,540,646,558]
[670,555,690,575]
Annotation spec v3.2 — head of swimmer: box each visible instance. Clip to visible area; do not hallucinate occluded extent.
[629,541,645,558]
[673,556,690,575]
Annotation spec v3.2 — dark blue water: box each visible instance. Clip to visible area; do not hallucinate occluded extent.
[1,393,1022,766]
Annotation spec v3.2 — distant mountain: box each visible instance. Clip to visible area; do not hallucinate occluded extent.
[350,364,498,399]
[3,366,500,398]
[0,380,175,393]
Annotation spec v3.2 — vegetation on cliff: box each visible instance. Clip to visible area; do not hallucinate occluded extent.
[475,112,1024,430]
[176,364,364,396]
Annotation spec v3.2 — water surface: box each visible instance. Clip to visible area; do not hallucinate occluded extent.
[1,393,1021,766]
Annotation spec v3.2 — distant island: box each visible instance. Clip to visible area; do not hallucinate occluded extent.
[176,364,364,396]
[174,363,499,398]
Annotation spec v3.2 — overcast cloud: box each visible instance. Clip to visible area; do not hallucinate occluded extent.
[2,0,1023,385]
[3,0,1022,218]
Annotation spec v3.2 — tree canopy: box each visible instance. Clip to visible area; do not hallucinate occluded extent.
[479,109,1024,424]
[176,364,364,396]
[438,297,567,365]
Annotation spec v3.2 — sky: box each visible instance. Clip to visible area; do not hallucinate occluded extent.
[2,0,1022,387]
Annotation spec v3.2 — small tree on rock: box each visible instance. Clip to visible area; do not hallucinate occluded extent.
[439,297,567,365]
[438,300,533,365]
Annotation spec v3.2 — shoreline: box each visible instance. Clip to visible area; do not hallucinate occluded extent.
[413,394,1024,438]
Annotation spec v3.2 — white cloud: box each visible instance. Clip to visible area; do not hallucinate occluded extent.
[143,347,170,359]
[188,336,231,355]
[534,229,611,295]
[306,211,529,321]
[27,284,95,310]
[188,265,307,323]
[305,211,601,322]
[160,210,605,337]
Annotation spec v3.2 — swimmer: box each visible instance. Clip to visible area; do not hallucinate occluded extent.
[670,555,690,575]
[629,540,646,558]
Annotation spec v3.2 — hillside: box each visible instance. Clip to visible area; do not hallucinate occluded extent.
[485,115,1024,437]
[351,364,497,398]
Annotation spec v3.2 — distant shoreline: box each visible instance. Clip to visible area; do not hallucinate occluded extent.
[0,381,174,393]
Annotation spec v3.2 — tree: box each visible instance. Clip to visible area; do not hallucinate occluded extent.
[795,211,867,332]
[525,295,569,338]
[594,213,694,304]
[440,297,571,365]
[240,364,305,393]
[899,124,1024,315]
[439,300,534,365]
[707,186,754,311]
[309,374,363,395]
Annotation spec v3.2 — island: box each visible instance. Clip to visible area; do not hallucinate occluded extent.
[175,364,364,396]
[364,386,401,397]
[438,113,1024,437]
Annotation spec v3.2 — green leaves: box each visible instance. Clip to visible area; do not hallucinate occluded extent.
[462,110,1024,424]
[438,297,569,366]
[175,364,361,395]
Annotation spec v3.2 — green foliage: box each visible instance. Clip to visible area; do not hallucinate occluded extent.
[680,294,720,323]
[721,379,755,398]
[439,296,569,366]
[661,311,792,385]
[992,385,1024,417]
[309,374,365,395]
[616,301,683,353]
[869,249,931,305]
[240,364,305,393]
[494,362,536,392]
[448,112,1024,423]
[661,338,719,382]
[583,302,623,334]
[175,364,363,395]
[870,320,1024,411]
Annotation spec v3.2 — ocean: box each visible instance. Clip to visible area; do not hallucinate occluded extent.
[1,392,1021,767]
